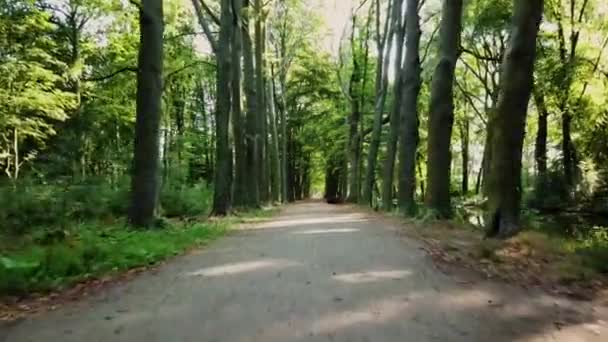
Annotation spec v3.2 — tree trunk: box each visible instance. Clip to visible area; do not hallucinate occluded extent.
[363,0,394,206]
[255,0,269,203]
[129,0,164,227]
[485,0,543,238]
[242,1,260,207]
[279,70,289,202]
[425,0,464,218]
[397,0,423,216]
[533,87,548,201]
[381,0,405,211]
[562,111,576,189]
[231,0,247,207]
[211,0,234,216]
[460,119,469,195]
[268,77,281,203]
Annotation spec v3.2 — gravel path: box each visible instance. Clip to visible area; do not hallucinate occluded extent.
[2,202,607,341]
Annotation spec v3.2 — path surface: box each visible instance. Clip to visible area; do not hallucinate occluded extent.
[2,202,607,341]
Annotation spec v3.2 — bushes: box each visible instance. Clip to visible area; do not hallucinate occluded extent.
[0,222,226,295]
[0,179,212,235]
[160,182,212,218]
[576,227,608,274]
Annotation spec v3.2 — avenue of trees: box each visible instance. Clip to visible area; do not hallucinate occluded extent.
[1,0,608,241]
[332,0,608,239]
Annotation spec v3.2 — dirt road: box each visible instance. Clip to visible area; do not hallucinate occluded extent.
[2,202,607,341]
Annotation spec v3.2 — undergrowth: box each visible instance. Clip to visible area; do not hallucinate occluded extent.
[0,179,279,297]
[0,221,226,295]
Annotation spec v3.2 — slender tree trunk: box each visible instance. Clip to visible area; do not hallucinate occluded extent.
[486,0,543,238]
[268,77,281,202]
[381,0,405,211]
[425,0,464,218]
[397,0,423,216]
[363,0,394,206]
[279,71,289,202]
[460,119,469,195]
[475,161,483,195]
[129,0,164,227]
[562,111,576,189]
[346,19,362,203]
[255,0,269,203]
[242,1,260,207]
[231,0,247,207]
[533,87,548,202]
[211,0,234,216]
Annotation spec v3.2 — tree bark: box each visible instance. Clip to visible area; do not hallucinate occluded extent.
[211,0,234,216]
[397,0,424,216]
[346,14,363,203]
[485,0,543,238]
[255,0,269,203]
[363,0,394,206]
[460,119,469,195]
[129,0,164,227]
[381,0,405,211]
[242,0,260,207]
[533,87,548,200]
[425,0,464,218]
[268,77,281,203]
[231,0,247,207]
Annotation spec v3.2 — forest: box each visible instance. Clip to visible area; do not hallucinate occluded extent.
[1,0,608,299]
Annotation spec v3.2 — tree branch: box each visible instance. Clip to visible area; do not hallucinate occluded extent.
[460,46,501,62]
[191,0,219,53]
[85,66,137,82]
[164,60,217,86]
[198,0,220,26]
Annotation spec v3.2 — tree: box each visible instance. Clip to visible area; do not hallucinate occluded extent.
[424,0,464,218]
[211,0,234,215]
[128,0,164,227]
[396,0,423,215]
[237,0,258,207]
[231,0,247,207]
[255,0,269,203]
[0,0,76,180]
[362,0,394,206]
[485,0,543,238]
[381,0,405,210]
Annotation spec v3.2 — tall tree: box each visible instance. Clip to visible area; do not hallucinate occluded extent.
[424,0,464,218]
[533,86,549,199]
[255,0,269,203]
[363,0,394,206]
[211,0,234,215]
[243,0,260,207]
[396,0,423,215]
[381,0,405,210]
[550,0,590,192]
[129,0,164,227]
[485,0,543,238]
[231,0,247,207]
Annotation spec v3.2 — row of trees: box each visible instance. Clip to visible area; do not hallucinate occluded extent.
[0,0,341,227]
[2,0,607,239]
[334,0,607,238]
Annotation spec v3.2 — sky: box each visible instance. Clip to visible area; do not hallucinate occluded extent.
[311,0,357,54]
[186,0,357,56]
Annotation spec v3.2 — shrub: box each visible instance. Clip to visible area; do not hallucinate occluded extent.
[0,222,226,295]
[0,179,129,235]
[160,182,212,218]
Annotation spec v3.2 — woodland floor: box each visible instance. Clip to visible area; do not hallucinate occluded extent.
[1,201,607,341]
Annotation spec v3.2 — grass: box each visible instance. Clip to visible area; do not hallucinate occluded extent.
[0,203,281,297]
[409,217,608,289]
[0,221,227,296]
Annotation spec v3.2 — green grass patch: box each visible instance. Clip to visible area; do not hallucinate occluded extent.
[0,221,227,296]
